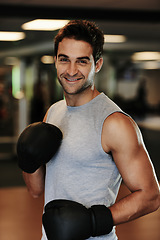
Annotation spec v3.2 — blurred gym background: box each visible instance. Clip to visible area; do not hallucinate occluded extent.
[0,1,159,239]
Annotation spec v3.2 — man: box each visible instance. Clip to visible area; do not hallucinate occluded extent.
[21,20,160,239]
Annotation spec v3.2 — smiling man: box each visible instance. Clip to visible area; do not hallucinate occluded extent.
[55,36,103,106]
[21,20,160,240]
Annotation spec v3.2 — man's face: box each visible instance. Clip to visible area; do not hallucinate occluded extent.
[55,38,100,95]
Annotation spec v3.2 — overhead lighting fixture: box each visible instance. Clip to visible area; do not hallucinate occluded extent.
[41,55,54,64]
[132,51,160,61]
[143,61,160,69]
[22,19,69,31]
[104,34,126,43]
[0,31,25,41]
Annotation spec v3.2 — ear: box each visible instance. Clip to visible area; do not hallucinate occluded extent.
[54,56,57,68]
[95,57,103,73]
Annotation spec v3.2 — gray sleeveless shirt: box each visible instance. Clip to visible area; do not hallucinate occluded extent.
[42,93,123,240]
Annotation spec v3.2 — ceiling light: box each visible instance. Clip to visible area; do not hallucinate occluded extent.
[132,51,160,61]
[143,61,160,69]
[0,31,25,41]
[41,55,54,64]
[104,35,126,43]
[22,19,69,31]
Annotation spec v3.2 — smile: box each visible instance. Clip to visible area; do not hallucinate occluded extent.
[64,77,82,82]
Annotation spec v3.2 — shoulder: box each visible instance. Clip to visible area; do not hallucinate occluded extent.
[103,112,138,134]
[105,112,137,129]
[102,112,142,153]
[43,100,66,122]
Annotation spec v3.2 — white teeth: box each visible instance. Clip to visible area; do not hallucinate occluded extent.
[67,79,76,81]
[65,77,80,81]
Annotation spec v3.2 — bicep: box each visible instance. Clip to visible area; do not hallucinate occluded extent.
[113,143,156,193]
[104,113,158,193]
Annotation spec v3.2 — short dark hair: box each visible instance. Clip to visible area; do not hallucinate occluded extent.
[54,20,104,63]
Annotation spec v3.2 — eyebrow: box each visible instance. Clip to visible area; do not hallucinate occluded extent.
[57,54,90,61]
[57,54,69,58]
[77,56,91,61]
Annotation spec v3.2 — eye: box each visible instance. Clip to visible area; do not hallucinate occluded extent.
[77,59,89,65]
[59,57,69,63]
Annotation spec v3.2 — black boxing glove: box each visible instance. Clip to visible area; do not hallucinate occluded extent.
[17,122,62,173]
[42,199,113,240]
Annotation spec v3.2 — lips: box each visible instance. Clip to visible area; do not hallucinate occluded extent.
[64,76,82,82]
[62,73,84,82]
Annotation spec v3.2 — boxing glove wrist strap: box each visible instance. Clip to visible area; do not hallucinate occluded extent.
[90,205,113,236]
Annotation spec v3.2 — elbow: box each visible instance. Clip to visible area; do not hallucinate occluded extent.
[27,186,44,199]
[153,191,160,211]
[31,192,42,199]
[29,190,43,199]
[147,188,160,213]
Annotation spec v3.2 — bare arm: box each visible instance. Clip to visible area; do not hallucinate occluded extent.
[102,112,160,225]
[22,115,48,198]
[23,165,45,198]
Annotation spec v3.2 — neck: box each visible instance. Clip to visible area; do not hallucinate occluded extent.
[64,86,100,107]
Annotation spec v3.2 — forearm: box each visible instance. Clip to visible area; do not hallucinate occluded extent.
[109,189,160,226]
[23,165,46,198]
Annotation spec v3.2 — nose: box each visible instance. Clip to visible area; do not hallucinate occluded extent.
[66,62,78,76]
